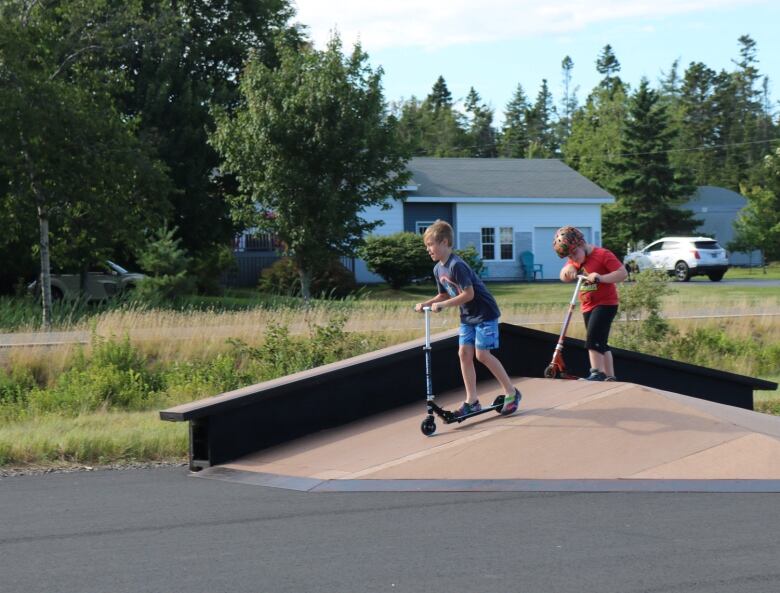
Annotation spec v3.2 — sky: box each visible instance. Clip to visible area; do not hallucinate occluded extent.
[290,0,780,124]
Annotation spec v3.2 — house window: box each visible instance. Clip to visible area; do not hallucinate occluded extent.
[416,221,436,235]
[500,227,514,260]
[481,226,514,261]
[481,228,495,260]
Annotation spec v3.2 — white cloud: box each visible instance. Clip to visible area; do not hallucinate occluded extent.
[291,0,767,51]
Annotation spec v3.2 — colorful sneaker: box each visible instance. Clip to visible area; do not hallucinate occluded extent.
[454,400,481,418]
[500,388,522,416]
[586,369,607,381]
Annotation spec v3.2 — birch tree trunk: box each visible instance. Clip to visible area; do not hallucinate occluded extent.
[37,206,53,330]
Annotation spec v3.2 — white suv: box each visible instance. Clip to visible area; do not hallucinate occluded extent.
[623,237,729,282]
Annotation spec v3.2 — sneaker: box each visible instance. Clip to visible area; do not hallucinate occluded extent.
[500,388,522,416]
[585,369,607,381]
[454,400,481,418]
[605,375,617,382]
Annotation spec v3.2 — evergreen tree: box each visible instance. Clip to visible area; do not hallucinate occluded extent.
[526,79,558,157]
[427,75,453,112]
[498,84,530,157]
[603,79,699,255]
[596,44,624,97]
[558,55,578,145]
[395,77,469,157]
[563,84,628,189]
[671,61,720,185]
[136,225,194,301]
[464,87,497,157]
[659,58,682,102]
[723,35,767,185]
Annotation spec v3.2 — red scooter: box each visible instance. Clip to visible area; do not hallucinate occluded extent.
[543,275,593,379]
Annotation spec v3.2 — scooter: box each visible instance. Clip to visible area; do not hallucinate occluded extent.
[543,275,595,380]
[419,306,505,436]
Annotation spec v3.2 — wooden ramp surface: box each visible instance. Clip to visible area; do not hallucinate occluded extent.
[198,378,780,492]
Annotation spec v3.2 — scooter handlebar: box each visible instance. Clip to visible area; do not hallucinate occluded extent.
[576,274,599,284]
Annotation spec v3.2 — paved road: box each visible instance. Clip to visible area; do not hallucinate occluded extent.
[2,467,779,593]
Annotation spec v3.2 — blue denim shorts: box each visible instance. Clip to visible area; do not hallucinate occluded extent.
[459,319,500,350]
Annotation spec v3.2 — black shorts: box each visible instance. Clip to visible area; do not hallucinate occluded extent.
[582,305,618,353]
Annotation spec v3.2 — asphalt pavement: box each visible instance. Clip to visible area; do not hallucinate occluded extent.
[2,467,779,593]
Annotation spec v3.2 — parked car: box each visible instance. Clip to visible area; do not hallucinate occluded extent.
[623,237,729,282]
[27,261,146,301]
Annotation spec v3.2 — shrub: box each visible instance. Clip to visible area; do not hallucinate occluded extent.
[454,245,484,277]
[191,245,237,295]
[662,327,780,377]
[136,225,195,302]
[612,269,676,351]
[258,257,356,298]
[0,367,37,420]
[361,232,431,289]
[228,314,385,379]
[27,335,161,415]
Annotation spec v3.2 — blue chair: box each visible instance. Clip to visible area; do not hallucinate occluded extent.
[519,251,543,281]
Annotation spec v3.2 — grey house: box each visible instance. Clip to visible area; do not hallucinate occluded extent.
[355,157,614,282]
[683,186,763,266]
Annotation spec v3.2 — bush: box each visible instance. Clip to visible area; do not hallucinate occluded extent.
[662,327,780,376]
[258,257,356,298]
[361,232,431,289]
[136,225,195,302]
[454,245,484,277]
[612,269,676,351]
[228,314,385,379]
[0,367,37,420]
[27,335,161,415]
[191,245,237,295]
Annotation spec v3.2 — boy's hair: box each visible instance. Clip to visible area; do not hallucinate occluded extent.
[423,219,453,246]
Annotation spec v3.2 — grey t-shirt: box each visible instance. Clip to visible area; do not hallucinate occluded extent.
[434,253,501,324]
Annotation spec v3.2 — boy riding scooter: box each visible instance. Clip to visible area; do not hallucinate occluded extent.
[553,226,628,381]
[415,220,521,423]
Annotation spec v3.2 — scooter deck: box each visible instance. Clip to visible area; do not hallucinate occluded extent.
[428,396,505,424]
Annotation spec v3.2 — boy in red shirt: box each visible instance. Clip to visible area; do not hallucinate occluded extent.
[553,226,628,381]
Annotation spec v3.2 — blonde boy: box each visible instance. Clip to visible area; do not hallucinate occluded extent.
[415,220,520,417]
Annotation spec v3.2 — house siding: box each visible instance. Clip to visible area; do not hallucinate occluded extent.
[452,202,603,281]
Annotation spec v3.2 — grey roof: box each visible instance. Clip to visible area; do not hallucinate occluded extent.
[685,186,747,211]
[405,157,613,200]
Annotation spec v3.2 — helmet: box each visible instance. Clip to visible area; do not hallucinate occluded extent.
[553,226,585,258]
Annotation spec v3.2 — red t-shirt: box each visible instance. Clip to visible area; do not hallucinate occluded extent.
[568,247,623,312]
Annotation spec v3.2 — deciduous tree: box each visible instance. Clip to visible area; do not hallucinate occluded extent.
[211,35,410,299]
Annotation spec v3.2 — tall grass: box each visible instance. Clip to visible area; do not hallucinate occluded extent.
[0,410,187,466]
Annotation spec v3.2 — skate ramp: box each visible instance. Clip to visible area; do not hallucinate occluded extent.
[197,377,780,492]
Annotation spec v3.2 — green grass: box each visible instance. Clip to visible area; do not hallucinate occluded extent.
[755,374,780,415]
[724,262,780,280]
[0,410,188,466]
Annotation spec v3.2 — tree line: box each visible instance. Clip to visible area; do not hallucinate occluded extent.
[1,1,778,324]
[393,39,779,256]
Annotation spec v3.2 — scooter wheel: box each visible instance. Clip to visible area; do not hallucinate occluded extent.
[492,395,505,413]
[543,364,558,379]
[421,418,436,436]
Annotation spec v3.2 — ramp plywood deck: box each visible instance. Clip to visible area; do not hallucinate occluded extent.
[204,378,780,491]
